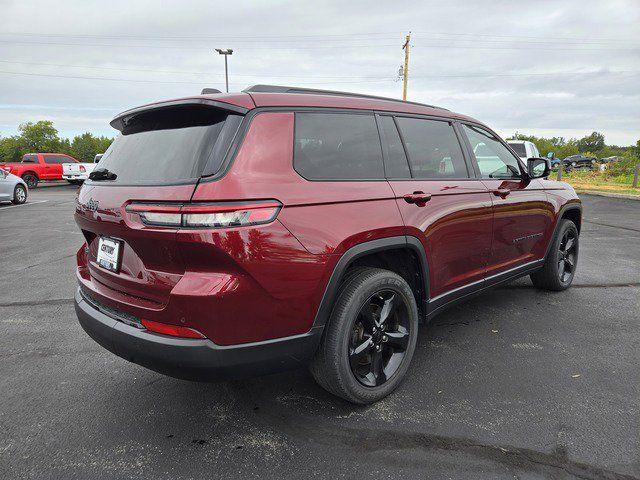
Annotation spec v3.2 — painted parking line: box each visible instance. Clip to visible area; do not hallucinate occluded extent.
[0,200,48,211]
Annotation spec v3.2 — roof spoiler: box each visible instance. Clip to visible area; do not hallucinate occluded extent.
[110,98,249,131]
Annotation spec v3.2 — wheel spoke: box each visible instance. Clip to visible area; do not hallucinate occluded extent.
[385,327,409,351]
[359,303,377,330]
[565,237,575,253]
[349,338,372,370]
[565,256,575,269]
[379,294,395,326]
[558,260,566,279]
[371,350,386,386]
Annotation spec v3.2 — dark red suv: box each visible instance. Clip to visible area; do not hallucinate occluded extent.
[74,85,581,404]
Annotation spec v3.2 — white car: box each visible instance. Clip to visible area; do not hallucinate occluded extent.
[62,153,103,184]
[0,169,28,204]
[507,140,540,160]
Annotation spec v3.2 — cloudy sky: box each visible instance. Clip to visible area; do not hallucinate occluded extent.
[0,0,638,145]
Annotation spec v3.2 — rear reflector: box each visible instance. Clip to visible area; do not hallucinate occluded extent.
[141,319,206,339]
[126,201,281,229]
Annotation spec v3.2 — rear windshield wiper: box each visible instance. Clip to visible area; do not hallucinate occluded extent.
[89,168,117,181]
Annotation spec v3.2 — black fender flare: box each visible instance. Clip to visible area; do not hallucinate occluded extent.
[311,235,430,328]
[543,203,582,259]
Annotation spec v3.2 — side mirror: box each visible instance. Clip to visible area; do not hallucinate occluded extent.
[546,152,554,159]
[527,157,550,179]
[0,170,7,178]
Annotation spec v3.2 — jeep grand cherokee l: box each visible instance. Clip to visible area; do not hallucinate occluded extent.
[74,85,581,404]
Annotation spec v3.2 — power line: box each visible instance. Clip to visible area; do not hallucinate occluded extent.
[0,70,393,85]
[0,30,634,44]
[0,39,637,52]
[0,68,636,87]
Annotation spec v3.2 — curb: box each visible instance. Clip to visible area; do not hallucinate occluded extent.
[576,190,640,201]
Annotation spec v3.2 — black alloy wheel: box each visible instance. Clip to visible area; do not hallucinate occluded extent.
[557,228,577,283]
[530,219,579,291]
[22,174,38,189]
[349,290,411,387]
[310,267,418,404]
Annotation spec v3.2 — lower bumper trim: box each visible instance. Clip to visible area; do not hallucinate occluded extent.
[74,288,322,381]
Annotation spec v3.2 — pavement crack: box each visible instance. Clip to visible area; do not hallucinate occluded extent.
[584,220,640,233]
[503,282,640,289]
[0,298,73,308]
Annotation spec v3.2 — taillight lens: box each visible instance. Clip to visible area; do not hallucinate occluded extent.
[141,319,206,339]
[79,165,86,172]
[126,201,282,229]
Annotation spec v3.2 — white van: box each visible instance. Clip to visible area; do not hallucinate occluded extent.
[507,140,540,160]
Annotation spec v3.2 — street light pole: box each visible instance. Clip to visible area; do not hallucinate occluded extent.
[215,48,233,92]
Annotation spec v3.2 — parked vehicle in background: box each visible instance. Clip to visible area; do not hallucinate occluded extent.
[0,153,80,188]
[507,140,540,160]
[544,152,561,168]
[563,155,597,171]
[74,85,581,404]
[62,153,103,184]
[600,156,623,164]
[0,169,27,204]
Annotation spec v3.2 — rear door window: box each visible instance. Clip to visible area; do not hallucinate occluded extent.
[294,112,384,180]
[395,117,469,179]
[94,105,242,185]
[22,155,37,163]
[43,155,67,164]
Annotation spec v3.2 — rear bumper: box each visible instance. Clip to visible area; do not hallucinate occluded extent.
[74,288,323,381]
[63,174,88,180]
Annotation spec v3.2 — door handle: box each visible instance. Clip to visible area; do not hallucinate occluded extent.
[403,191,432,205]
[492,188,511,198]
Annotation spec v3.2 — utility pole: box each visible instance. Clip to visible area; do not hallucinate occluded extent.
[402,33,411,101]
[215,48,233,92]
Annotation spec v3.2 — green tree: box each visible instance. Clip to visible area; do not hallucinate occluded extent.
[18,121,62,152]
[577,131,605,153]
[69,132,113,162]
[0,135,24,162]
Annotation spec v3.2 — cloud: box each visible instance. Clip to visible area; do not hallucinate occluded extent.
[0,0,638,144]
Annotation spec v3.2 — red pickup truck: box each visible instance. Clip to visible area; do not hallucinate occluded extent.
[0,153,80,188]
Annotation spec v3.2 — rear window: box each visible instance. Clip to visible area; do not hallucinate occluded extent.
[95,105,242,185]
[508,142,527,157]
[294,112,384,180]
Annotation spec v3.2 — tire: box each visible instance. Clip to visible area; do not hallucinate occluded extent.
[310,267,419,404]
[12,184,27,204]
[530,219,579,291]
[22,174,38,189]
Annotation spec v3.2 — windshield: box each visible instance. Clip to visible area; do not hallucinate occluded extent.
[508,143,527,157]
[94,105,242,185]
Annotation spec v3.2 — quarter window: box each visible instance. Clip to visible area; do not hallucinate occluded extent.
[294,113,384,180]
[378,116,410,179]
[462,124,522,179]
[395,117,469,179]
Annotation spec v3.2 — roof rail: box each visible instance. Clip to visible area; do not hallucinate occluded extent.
[243,84,448,110]
[201,88,222,94]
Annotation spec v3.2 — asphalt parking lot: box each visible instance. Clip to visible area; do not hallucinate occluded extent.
[1,184,639,479]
